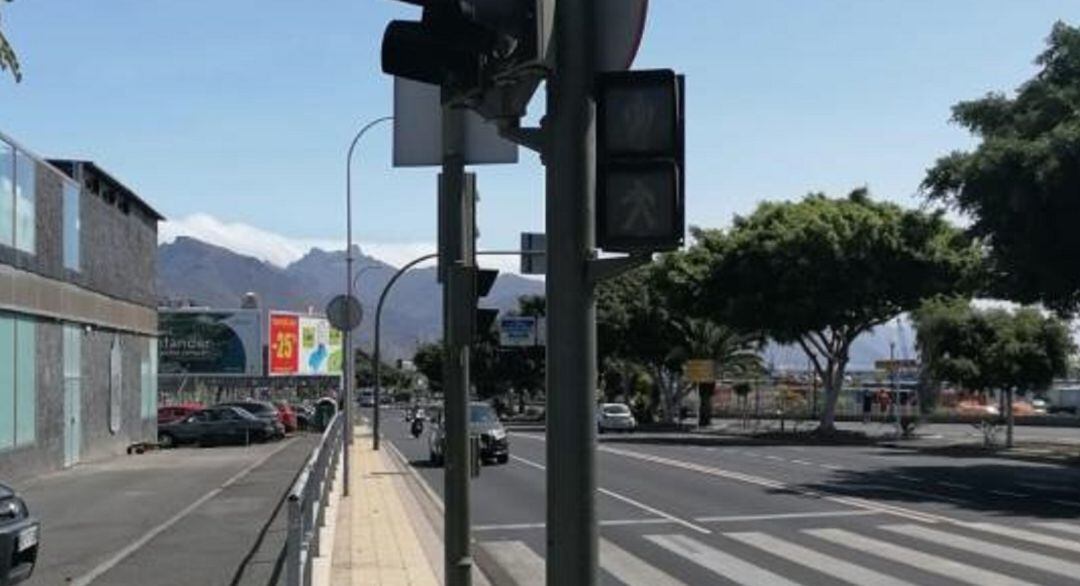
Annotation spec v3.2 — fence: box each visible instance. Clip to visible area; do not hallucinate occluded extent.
[285,411,344,586]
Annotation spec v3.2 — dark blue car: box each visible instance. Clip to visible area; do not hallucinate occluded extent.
[0,484,38,585]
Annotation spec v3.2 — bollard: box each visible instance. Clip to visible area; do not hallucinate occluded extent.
[470,435,482,478]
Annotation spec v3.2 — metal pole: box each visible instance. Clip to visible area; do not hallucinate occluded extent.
[546,0,598,582]
[891,341,900,432]
[346,116,393,472]
[286,495,301,586]
[442,99,473,586]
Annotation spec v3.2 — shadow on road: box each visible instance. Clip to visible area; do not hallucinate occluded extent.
[791,463,1080,520]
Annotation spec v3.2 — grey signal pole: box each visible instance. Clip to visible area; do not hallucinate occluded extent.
[441,99,473,586]
[546,0,599,584]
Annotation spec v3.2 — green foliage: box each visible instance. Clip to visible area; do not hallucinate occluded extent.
[412,342,443,393]
[688,190,980,429]
[913,299,1075,395]
[0,0,21,82]
[924,22,1080,312]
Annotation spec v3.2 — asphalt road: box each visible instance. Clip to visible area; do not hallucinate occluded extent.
[378,407,1080,586]
[14,434,319,586]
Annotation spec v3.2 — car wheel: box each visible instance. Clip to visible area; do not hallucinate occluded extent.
[430,451,444,466]
[497,454,509,465]
[158,432,176,449]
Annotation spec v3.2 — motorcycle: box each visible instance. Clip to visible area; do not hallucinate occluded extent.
[410,417,424,438]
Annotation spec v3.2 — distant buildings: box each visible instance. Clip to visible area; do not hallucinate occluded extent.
[0,131,162,481]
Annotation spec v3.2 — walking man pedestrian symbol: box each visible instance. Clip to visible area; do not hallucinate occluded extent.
[620,179,658,232]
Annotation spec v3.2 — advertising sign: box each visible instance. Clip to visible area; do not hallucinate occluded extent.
[269,312,343,376]
[159,309,263,376]
[684,359,715,383]
[269,312,300,376]
[499,316,537,347]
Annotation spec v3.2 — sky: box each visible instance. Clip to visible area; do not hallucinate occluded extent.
[0,0,1077,273]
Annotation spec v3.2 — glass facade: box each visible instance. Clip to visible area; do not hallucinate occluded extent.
[141,338,158,419]
[0,316,36,450]
[0,140,12,247]
[14,150,35,254]
[63,180,80,270]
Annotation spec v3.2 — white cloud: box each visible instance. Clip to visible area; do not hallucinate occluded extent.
[159,213,538,278]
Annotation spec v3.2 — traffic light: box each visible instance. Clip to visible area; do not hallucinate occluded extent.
[381,0,552,108]
[475,268,500,336]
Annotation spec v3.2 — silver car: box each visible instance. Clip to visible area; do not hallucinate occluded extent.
[597,403,637,434]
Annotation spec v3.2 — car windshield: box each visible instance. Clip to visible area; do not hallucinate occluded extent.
[603,405,630,416]
[469,405,499,424]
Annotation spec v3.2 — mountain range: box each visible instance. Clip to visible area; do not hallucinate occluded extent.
[156,236,915,369]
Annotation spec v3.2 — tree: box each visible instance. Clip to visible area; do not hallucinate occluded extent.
[689,190,980,432]
[413,342,443,394]
[0,0,20,82]
[924,22,1080,313]
[673,318,763,427]
[912,298,1074,446]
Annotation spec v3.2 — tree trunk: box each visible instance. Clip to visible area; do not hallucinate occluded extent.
[698,382,714,428]
[1006,387,1015,448]
[818,361,847,433]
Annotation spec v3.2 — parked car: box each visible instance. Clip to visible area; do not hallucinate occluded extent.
[217,401,286,438]
[274,401,298,432]
[295,405,316,431]
[597,402,637,433]
[0,484,38,585]
[157,403,204,426]
[428,402,509,466]
[158,406,278,447]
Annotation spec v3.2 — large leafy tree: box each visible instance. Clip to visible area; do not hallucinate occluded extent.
[689,190,980,432]
[0,0,20,82]
[924,22,1080,312]
[673,318,763,427]
[912,298,1073,446]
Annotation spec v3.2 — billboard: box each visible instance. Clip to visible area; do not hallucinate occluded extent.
[269,311,343,376]
[159,309,263,376]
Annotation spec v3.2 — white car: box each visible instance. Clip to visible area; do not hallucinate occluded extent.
[597,403,637,434]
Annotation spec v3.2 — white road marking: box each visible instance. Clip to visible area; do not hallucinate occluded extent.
[1033,521,1080,537]
[646,534,802,586]
[481,541,545,586]
[509,454,712,534]
[600,538,688,586]
[68,439,298,586]
[883,523,1080,579]
[695,510,878,523]
[807,528,1040,586]
[475,518,676,532]
[893,474,920,483]
[936,481,973,490]
[765,455,784,461]
[1016,481,1070,492]
[989,489,1029,498]
[848,483,967,505]
[386,440,444,512]
[961,522,1080,554]
[726,531,916,586]
[1051,499,1080,508]
[820,463,845,471]
[789,459,814,466]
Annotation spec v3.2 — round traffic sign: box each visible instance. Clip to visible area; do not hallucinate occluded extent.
[597,0,649,71]
[326,295,363,330]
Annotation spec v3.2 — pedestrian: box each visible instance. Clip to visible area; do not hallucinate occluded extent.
[862,390,873,424]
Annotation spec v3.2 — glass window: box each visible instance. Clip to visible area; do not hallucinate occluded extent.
[14,150,35,254]
[15,319,35,445]
[0,317,13,450]
[0,141,12,247]
[63,180,80,270]
[141,338,158,419]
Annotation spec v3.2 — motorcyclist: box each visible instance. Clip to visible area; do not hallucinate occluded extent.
[410,415,424,438]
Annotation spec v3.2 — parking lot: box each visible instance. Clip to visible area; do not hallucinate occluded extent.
[15,434,319,586]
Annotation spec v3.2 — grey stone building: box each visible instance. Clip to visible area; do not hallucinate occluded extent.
[0,131,162,482]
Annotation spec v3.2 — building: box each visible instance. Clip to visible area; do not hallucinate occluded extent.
[0,131,162,482]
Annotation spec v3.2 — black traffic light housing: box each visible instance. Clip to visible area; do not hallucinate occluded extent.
[382,0,548,105]
[474,268,500,340]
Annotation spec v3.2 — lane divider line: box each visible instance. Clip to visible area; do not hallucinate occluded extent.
[508,454,712,535]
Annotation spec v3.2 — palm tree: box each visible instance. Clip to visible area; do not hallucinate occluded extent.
[0,0,20,82]
[675,319,763,427]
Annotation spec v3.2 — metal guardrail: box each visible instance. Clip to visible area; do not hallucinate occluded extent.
[285,412,344,586]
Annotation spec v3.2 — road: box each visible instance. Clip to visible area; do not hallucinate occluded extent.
[16,434,319,586]
[379,408,1080,586]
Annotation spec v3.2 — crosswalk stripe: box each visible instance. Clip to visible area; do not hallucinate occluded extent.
[645,534,802,586]
[961,521,1080,554]
[806,528,1040,586]
[480,541,545,586]
[599,538,687,586]
[883,523,1080,579]
[725,531,915,586]
[1033,521,1080,537]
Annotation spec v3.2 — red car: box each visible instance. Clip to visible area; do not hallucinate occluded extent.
[157,403,204,426]
[274,401,298,433]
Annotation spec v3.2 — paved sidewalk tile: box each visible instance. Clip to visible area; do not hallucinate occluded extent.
[332,428,439,586]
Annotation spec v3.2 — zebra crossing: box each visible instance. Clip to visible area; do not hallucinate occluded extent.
[479,519,1080,585]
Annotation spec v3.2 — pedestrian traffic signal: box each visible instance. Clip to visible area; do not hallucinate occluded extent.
[381,0,552,105]
[596,69,686,252]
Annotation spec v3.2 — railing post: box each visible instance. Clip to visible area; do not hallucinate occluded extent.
[286,495,302,586]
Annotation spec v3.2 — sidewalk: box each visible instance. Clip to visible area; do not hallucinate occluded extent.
[330,426,440,586]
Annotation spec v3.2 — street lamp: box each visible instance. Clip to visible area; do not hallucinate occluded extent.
[344,116,392,492]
